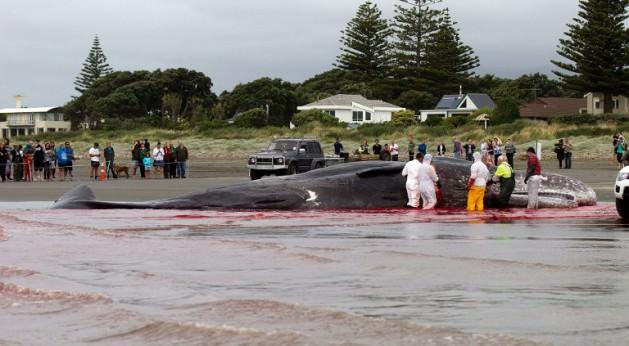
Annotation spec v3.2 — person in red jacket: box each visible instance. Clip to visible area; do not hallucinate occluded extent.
[524,147,545,209]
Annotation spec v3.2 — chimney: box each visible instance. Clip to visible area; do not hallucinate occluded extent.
[14,95,24,108]
[459,85,463,96]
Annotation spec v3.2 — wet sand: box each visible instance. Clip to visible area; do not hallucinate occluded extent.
[0,159,619,202]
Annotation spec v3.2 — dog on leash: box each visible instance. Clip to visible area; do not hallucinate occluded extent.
[114,164,130,179]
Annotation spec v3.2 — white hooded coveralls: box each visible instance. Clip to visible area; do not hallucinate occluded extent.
[402,159,422,207]
[418,154,439,209]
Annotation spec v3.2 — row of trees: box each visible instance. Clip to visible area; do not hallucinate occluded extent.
[67,0,628,129]
[336,0,479,101]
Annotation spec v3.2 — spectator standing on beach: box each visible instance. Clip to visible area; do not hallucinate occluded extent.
[436,143,446,156]
[89,143,101,181]
[57,143,67,181]
[616,137,626,168]
[334,138,343,155]
[613,133,620,157]
[504,138,516,168]
[453,138,462,159]
[23,141,34,182]
[380,144,391,161]
[49,141,57,180]
[152,143,165,177]
[11,145,23,181]
[493,137,503,166]
[408,136,415,161]
[163,142,172,178]
[418,141,427,155]
[43,142,52,181]
[65,142,75,180]
[104,143,117,179]
[0,144,8,182]
[143,152,153,179]
[132,140,142,178]
[564,138,573,169]
[463,139,475,161]
[168,143,177,178]
[176,143,189,178]
[372,139,382,156]
[391,141,399,161]
[3,139,12,181]
[33,140,45,182]
[554,139,565,169]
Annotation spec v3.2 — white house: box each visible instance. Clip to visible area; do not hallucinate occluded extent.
[419,93,496,122]
[0,96,71,139]
[297,94,405,124]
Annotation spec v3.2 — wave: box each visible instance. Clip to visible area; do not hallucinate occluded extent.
[0,266,38,277]
[165,299,540,345]
[88,321,304,345]
[0,282,112,304]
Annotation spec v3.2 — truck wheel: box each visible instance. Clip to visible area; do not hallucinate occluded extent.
[616,198,629,219]
[287,163,298,175]
[314,162,323,169]
[250,169,262,180]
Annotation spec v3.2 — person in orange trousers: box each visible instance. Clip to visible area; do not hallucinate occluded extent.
[467,152,490,211]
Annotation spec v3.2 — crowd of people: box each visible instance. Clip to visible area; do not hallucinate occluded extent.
[0,138,189,182]
[335,136,520,169]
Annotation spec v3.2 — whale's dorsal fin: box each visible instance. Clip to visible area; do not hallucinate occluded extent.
[52,185,96,209]
[356,165,403,178]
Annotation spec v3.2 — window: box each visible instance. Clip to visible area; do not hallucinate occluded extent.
[614,99,620,109]
[325,110,336,117]
[460,99,468,108]
[58,128,66,132]
[595,101,601,109]
[306,142,321,154]
[37,128,44,134]
[352,111,363,122]
[365,112,371,121]
[47,128,56,132]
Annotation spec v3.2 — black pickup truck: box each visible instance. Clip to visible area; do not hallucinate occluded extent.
[247,139,342,180]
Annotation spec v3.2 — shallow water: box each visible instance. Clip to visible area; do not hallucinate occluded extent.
[0,205,628,345]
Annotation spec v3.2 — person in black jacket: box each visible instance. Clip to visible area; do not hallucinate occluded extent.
[554,139,565,169]
[0,144,8,182]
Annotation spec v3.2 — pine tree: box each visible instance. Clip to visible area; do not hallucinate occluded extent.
[74,35,113,94]
[335,1,393,80]
[392,0,444,83]
[551,0,629,113]
[423,9,479,94]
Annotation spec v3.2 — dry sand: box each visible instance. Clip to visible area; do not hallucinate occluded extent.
[0,159,619,203]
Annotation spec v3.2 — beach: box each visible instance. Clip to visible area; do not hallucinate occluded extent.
[0,158,618,203]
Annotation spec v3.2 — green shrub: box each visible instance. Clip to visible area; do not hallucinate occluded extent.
[551,113,596,125]
[391,110,418,127]
[493,97,520,124]
[424,115,444,127]
[444,116,468,128]
[291,109,339,127]
[199,119,229,131]
[234,108,268,128]
[358,122,402,137]
[102,118,150,131]
[556,127,610,138]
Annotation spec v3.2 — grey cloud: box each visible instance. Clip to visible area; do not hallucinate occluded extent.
[0,0,578,107]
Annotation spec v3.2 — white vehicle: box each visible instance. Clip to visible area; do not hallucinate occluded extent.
[615,166,629,218]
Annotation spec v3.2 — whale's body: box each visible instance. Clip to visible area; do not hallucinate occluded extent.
[52,158,597,210]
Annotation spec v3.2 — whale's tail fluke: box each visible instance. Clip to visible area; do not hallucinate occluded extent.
[52,185,96,209]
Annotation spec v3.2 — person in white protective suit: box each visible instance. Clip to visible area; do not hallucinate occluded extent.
[401,153,424,208]
[418,154,440,209]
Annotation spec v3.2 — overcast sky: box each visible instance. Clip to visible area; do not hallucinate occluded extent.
[0,0,579,108]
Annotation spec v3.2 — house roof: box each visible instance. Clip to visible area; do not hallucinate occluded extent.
[519,98,586,119]
[300,94,402,109]
[434,93,496,110]
[0,106,63,114]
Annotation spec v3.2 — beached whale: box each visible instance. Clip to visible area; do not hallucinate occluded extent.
[52,158,596,210]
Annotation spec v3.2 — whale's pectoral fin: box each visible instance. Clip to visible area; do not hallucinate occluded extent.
[52,185,96,209]
[356,165,403,178]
